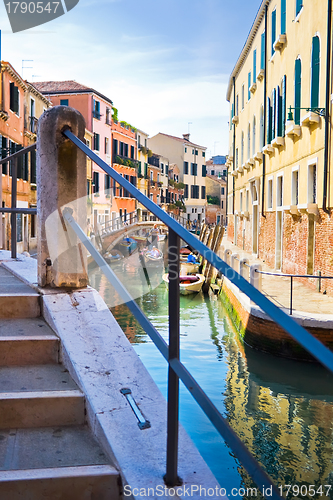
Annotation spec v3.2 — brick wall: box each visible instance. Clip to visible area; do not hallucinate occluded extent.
[314,209,333,295]
[258,212,276,268]
[282,213,308,275]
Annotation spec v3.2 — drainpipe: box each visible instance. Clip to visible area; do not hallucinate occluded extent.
[261,3,268,217]
[323,0,332,213]
[232,76,236,215]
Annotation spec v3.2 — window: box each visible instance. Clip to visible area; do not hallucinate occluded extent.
[201,186,206,199]
[241,85,245,110]
[93,171,99,193]
[281,75,287,136]
[261,32,265,70]
[268,178,273,209]
[292,169,299,205]
[240,191,243,212]
[271,9,276,56]
[105,174,111,190]
[191,163,197,176]
[222,187,225,195]
[248,72,251,100]
[30,149,36,183]
[211,169,215,176]
[161,163,164,173]
[241,131,244,165]
[105,137,109,155]
[294,58,302,125]
[166,164,169,175]
[131,145,135,159]
[202,151,205,157]
[106,107,111,125]
[276,84,282,137]
[184,184,188,198]
[236,94,239,116]
[9,83,19,114]
[253,49,257,83]
[247,123,251,160]
[202,165,206,177]
[266,97,272,143]
[308,164,317,203]
[192,149,194,154]
[195,150,198,155]
[281,0,286,34]
[185,147,187,153]
[60,99,68,106]
[184,161,189,174]
[296,0,303,17]
[271,88,276,141]
[246,190,249,211]
[252,116,256,157]
[93,100,101,119]
[93,133,100,151]
[277,175,283,206]
[190,185,199,199]
[113,138,118,156]
[311,36,320,108]
[235,148,239,170]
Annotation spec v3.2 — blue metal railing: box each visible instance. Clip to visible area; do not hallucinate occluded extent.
[63,128,333,498]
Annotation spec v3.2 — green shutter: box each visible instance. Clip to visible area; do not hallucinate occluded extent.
[261,32,265,70]
[311,36,320,108]
[253,49,257,83]
[296,0,303,16]
[266,97,271,144]
[271,10,276,56]
[14,86,19,114]
[248,72,251,100]
[272,89,276,140]
[10,83,14,112]
[282,75,286,136]
[138,162,142,175]
[277,86,282,137]
[295,59,302,125]
[281,0,286,35]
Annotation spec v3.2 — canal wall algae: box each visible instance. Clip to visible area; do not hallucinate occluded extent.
[219,275,333,361]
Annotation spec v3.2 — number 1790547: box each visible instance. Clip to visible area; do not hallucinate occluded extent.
[5,2,60,14]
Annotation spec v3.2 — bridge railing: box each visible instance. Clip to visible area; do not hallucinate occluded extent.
[56,122,333,499]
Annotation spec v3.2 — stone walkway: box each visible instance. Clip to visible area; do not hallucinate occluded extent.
[220,236,333,316]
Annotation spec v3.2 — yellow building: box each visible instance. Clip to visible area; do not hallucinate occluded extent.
[226,0,333,292]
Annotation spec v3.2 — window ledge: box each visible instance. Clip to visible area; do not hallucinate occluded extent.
[306,203,319,215]
[243,210,250,218]
[250,82,257,94]
[232,115,239,124]
[285,121,301,137]
[285,205,300,216]
[301,112,320,126]
[237,164,244,173]
[254,151,263,162]
[257,69,264,81]
[230,170,238,177]
[271,136,285,148]
[244,159,254,170]
[273,34,287,51]
[262,144,275,155]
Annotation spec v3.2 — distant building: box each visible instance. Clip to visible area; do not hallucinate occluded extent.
[206,155,227,178]
[205,175,227,225]
[149,133,207,223]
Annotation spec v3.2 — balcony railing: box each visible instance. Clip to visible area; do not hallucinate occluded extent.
[29,116,38,134]
[62,125,333,497]
[113,154,139,168]
[148,156,160,167]
[92,110,102,120]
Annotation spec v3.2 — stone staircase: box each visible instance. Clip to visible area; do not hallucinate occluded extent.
[0,266,121,499]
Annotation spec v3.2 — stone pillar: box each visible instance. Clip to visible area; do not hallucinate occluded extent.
[37,106,88,288]
[240,258,250,280]
[250,264,262,291]
[231,253,240,273]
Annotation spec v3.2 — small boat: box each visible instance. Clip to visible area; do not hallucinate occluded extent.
[132,235,148,243]
[162,273,205,295]
[104,250,123,263]
[180,247,191,255]
[180,262,200,274]
[143,247,163,266]
[118,237,137,255]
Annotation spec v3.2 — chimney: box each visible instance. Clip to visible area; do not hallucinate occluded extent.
[182,133,190,141]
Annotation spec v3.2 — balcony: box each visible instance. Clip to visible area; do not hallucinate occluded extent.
[271,136,285,148]
[273,34,287,52]
[301,112,320,127]
[285,120,301,138]
[250,82,257,94]
[262,144,275,155]
[29,116,38,134]
[257,68,264,81]
[92,110,102,120]
[113,154,139,168]
[254,151,263,162]
[148,155,160,168]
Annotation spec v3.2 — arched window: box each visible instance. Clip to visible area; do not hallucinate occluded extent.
[252,116,256,157]
[247,124,251,160]
[241,131,244,165]
[294,58,302,125]
[311,36,320,108]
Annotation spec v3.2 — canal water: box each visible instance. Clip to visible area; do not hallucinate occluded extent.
[88,247,333,498]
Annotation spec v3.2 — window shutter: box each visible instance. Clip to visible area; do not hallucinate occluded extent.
[277,86,282,137]
[202,165,206,177]
[311,36,320,108]
[261,32,265,70]
[113,139,118,156]
[201,186,206,199]
[14,86,19,114]
[138,162,142,175]
[282,75,287,136]
[271,10,276,56]
[266,97,271,144]
[10,83,15,111]
[248,72,251,100]
[253,49,257,83]
[281,0,286,35]
[30,150,36,183]
[295,59,302,125]
[131,145,135,159]
[272,89,276,140]
[296,0,303,16]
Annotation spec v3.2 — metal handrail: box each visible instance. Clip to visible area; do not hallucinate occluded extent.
[0,143,37,258]
[255,269,333,315]
[63,128,333,498]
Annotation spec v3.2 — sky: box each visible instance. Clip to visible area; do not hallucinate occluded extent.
[1,0,262,158]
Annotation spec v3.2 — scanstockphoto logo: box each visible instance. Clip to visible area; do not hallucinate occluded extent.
[4,0,80,33]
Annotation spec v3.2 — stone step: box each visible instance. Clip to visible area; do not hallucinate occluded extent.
[0,426,120,499]
[0,365,85,428]
[0,267,40,319]
[0,318,59,366]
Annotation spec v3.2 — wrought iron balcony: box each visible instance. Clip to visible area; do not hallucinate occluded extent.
[113,154,139,168]
[29,116,38,134]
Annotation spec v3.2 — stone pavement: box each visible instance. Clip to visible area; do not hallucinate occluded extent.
[220,236,333,316]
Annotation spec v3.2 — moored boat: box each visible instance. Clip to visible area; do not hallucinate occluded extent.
[143,247,163,266]
[162,273,205,295]
[118,237,137,256]
[103,250,124,263]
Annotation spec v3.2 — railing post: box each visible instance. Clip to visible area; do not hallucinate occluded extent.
[290,276,293,315]
[224,248,232,266]
[37,106,88,288]
[231,253,240,273]
[165,228,182,487]
[240,258,250,280]
[250,264,262,292]
[11,157,17,259]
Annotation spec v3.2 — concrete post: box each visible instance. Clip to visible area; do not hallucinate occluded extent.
[250,264,262,291]
[231,253,240,274]
[240,258,250,280]
[37,106,88,288]
[224,249,232,266]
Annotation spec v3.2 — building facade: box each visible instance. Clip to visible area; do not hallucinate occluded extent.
[226,0,333,291]
[149,133,207,223]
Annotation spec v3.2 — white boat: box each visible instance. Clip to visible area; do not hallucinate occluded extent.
[143,247,163,266]
[162,273,205,295]
[158,234,166,242]
[180,262,200,274]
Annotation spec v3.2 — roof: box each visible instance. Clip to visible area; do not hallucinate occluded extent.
[156,132,207,150]
[226,0,268,101]
[32,80,113,105]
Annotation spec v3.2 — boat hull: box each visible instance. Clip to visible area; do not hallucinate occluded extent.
[162,273,205,295]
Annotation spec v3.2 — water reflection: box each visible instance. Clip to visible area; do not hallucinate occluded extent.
[89,260,333,495]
